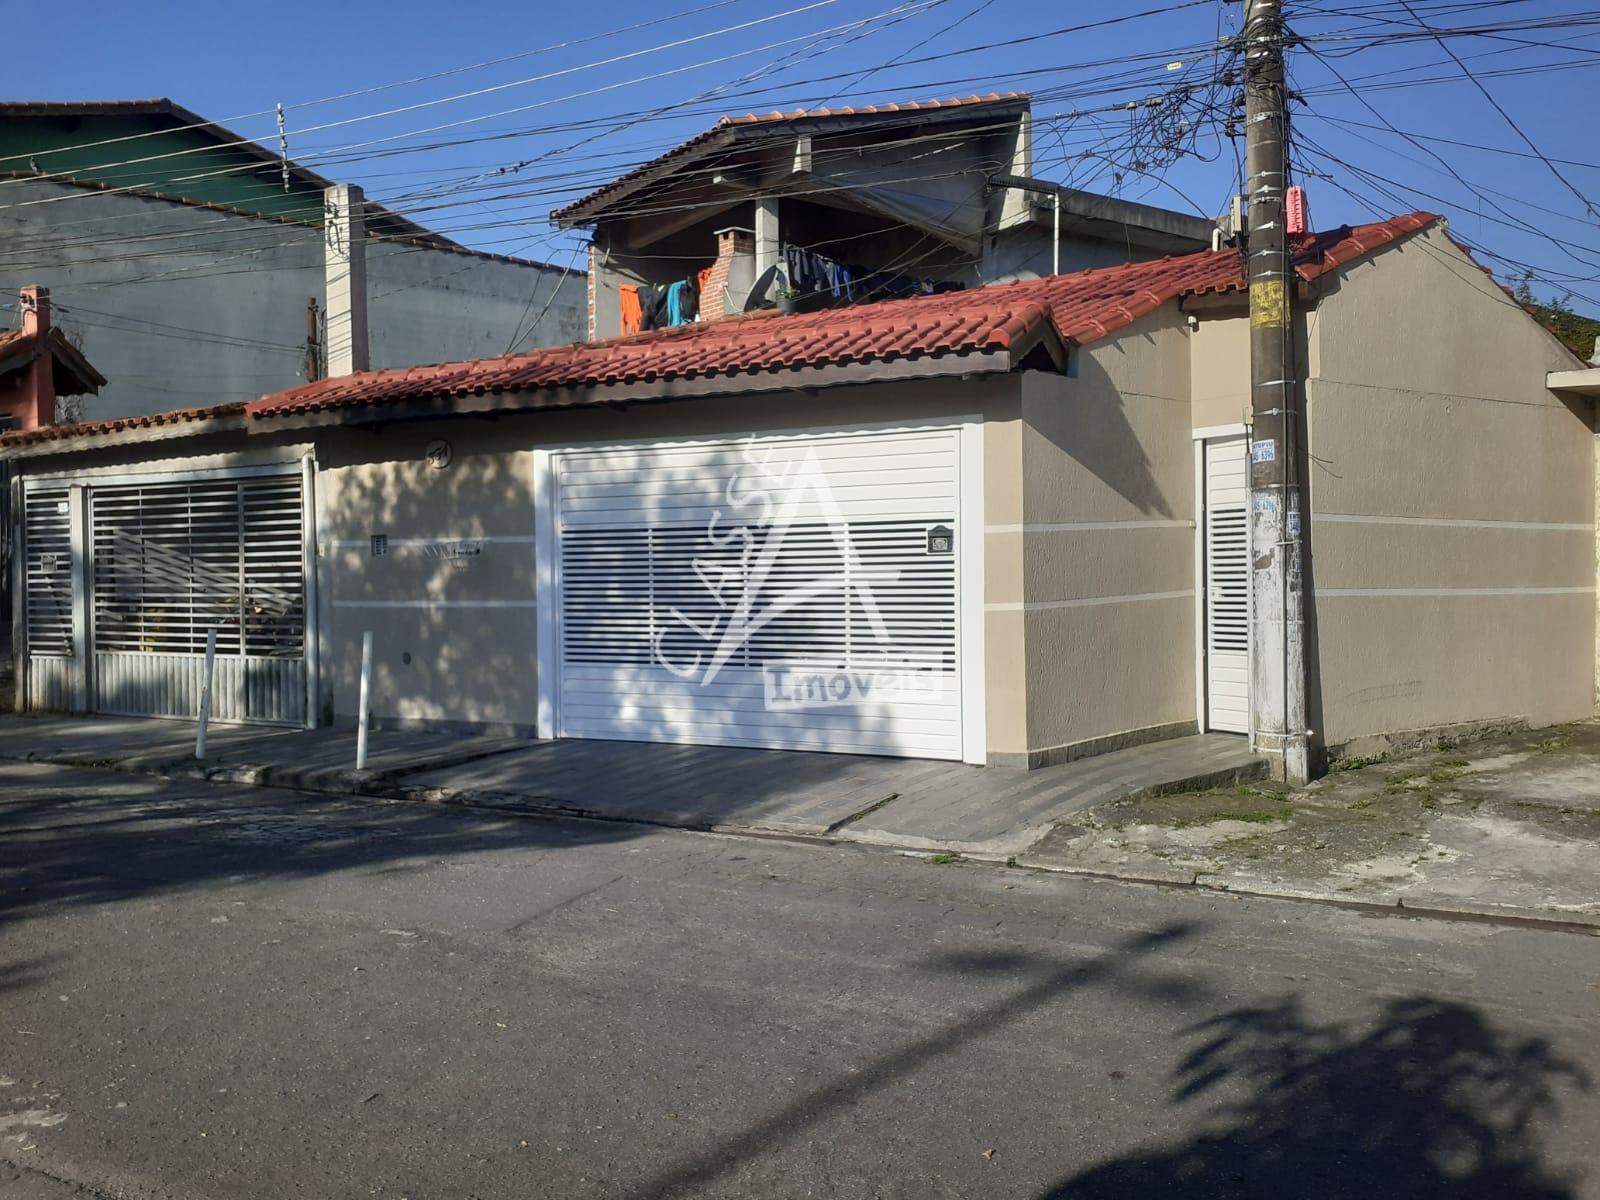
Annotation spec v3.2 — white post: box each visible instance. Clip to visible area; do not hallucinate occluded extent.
[195,628,217,759]
[1052,192,1061,276]
[356,630,373,771]
[323,184,369,377]
[754,197,780,283]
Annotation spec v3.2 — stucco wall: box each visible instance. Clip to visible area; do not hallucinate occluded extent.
[981,225,1172,284]
[311,378,1021,743]
[1189,312,1250,430]
[0,180,585,422]
[1305,225,1596,746]
[1014,306,1198,759]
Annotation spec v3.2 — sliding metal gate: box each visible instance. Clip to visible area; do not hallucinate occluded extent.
[19,469,311,726]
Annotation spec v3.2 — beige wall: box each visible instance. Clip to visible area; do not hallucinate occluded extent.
[1189,312,1250,431]
[311,378,1022,741]
[1012,306,1198,759]
[1305,225,1596,746]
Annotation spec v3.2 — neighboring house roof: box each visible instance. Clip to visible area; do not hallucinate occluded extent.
[550,92,1030,226]
[0,401,244,449]
[0,173,564,271]
[0,327,107,395]
[0,98,460,251]
[0,213,1437,451]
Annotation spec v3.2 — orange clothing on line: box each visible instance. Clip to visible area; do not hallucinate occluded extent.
[620,285,643,335]
[697,265,712,293]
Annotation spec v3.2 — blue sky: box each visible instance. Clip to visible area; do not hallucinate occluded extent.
[19,0,1600,313]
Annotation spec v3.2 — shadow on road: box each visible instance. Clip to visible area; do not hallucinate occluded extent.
[1047,992,1592,1199]
[629,923,1211,1199]
[0,763,646,939]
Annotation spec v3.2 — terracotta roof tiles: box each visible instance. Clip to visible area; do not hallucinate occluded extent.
[0,213,1438,452]
[243,213,1437,423]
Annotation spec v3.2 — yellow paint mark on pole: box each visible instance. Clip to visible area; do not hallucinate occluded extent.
[1251,278,1289,329]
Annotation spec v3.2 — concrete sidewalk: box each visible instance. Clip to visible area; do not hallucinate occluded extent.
[0,714,1262,854]
[1024,722,1600,930]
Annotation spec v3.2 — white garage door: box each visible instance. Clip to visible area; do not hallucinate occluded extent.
[549,428,968,759]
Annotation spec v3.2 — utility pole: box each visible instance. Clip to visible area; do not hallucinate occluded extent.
[1243,0,1309,784]
[304,296,321,383]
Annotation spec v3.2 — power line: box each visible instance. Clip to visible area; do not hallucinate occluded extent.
[1390,0,1600,222]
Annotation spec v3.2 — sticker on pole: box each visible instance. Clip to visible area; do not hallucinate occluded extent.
[1250,277,1288,329]
[1250,439,1277,464]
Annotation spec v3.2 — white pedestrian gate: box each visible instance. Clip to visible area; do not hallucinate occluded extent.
[1202,435,1250,733]
[544,428,970,760]
[19,469,311,726]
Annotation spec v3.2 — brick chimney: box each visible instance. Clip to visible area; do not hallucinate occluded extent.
[701,227,755,321]
[6,286,56,429]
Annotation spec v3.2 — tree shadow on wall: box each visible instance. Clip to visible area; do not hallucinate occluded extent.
[1048,993,1591,1200]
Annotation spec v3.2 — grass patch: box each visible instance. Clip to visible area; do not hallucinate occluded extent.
[1535,736,1570,753]
[1332,753,1388,772]
[1173,805,1291,829]
[927,852,963,866]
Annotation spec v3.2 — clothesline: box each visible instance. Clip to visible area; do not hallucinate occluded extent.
[620,265,712,335]
[782,241,963,307]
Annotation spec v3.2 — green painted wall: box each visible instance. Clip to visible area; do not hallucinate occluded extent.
[0,113,327,222]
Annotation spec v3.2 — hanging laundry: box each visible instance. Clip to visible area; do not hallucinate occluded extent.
[637,284,663,331]
[664,278,699,326]
[619,285,643,336]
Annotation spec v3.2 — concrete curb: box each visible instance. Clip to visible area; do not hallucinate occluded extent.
[8,746,1596,936]
[1007,854,1600,935]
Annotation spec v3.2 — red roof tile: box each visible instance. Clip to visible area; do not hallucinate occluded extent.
[551,92,1029,224]
[0,213,1438,452]
[244,214,1438,424]
[0,403,243,449]
[0,327,108,395]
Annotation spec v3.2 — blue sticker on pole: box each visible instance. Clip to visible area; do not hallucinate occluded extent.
[1252,494,1278,515]
[1286,509,1301,537]
[1250,439,1277,464]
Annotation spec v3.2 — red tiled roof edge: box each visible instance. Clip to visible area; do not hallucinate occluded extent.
[245,213,1438,422]
[0,328,108,394]
[1,213,1438,451]
[1294,210,1438,281]
[242,301,1060,421]
[0,403,245,451]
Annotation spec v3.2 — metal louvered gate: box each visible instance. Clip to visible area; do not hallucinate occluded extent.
[551,428,966,760]
[1203,435,1250,734]
[21,484,78,712]
[20,470,311,726]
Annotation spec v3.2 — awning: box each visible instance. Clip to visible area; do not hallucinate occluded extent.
[1548,367,1600,397]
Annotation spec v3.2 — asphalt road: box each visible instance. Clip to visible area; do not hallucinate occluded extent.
[1,759,1598,1199]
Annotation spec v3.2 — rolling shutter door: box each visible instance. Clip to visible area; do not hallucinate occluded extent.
[1204,436,1250,734]
[555,429,964,759]
[88,473,308,725]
